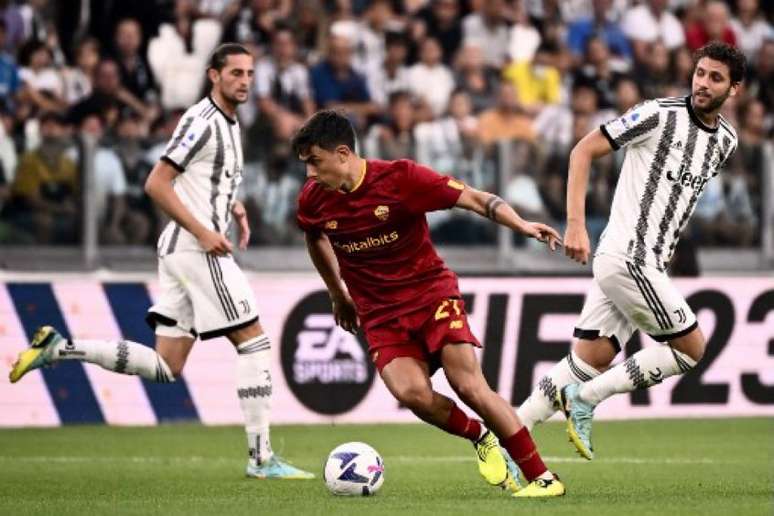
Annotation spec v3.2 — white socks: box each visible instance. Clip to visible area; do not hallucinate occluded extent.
[56,338,174,382]
[236,334,274,466]
[579,345,696,406]
[517,352,601,430]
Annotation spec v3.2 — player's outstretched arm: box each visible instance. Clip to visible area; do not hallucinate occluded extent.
[144,160,233,256]
[455,186,561,251]
[304,231,359,333]
[565,128,614,265]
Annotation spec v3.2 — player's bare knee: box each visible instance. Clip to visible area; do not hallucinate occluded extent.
[670,327,706,364]
[451,375,488,408]
[395,383,433,413]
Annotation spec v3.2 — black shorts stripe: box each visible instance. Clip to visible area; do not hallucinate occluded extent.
[626,262,669,330]
[206,254,237,321]
[650,321,698,343]
[200,316,259,341]
[212,255,239,319]
[633,264,673,328]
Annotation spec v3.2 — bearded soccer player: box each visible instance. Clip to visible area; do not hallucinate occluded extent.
[516,42,746,460]
[9,44,314,480]
[293,110,565,497]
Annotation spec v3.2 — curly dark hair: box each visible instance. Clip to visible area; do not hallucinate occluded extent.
[693,42,747,84]
[291,110,356,157]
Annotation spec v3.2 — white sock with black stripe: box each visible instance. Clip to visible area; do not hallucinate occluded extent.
[517,351,601,430]
[55,339,175,382]
[236,334,274,466]
[579,345,696,405]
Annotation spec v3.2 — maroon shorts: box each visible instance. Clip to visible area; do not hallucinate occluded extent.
[365,297,481,374]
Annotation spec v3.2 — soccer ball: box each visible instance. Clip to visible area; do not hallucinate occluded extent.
[324,442,384,496]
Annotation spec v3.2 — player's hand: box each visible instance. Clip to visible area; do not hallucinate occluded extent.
[564,221,591,265]
[332,292,359,334]
[519,221,562,251]
[231,200,250,250]
[198,229,233,256]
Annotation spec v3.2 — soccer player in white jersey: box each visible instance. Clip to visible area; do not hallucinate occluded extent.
[516,42,747,459]
[9,43,314,480]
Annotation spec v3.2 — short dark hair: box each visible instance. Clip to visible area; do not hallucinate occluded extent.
[693,42,746,84]
[291,110,356,156]
[208,43,253,72]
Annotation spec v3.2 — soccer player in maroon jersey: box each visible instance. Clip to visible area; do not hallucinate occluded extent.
[293,110,566,497]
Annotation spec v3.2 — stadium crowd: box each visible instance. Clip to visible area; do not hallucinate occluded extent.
[0,0,770,250]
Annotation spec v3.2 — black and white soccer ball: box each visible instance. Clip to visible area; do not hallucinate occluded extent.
[324,442,384,496]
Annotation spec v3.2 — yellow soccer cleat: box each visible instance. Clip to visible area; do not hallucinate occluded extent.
[474,430,521,493]
[512,474,566,498]
[9,326,63,383]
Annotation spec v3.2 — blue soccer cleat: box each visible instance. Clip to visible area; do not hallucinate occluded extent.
[246,455,315,479]
[558,383,595,460]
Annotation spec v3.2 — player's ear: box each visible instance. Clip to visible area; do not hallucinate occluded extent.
[728,82,739,98]
[207,67,219,86]
[336,145,350,163]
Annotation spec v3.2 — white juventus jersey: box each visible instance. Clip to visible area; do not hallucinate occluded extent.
[596,96,737,271]
[156,96,245,256]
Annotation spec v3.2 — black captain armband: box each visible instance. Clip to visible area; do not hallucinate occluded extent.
[485,195,505,221]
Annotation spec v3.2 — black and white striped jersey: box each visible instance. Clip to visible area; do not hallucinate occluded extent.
[156,96,244,256]
[597,95,737,271]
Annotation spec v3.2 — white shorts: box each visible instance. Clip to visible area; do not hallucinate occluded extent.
[146,251,259,340]
[574,253,697,350]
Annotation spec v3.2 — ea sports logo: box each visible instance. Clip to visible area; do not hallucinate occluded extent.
[281,291,375,415]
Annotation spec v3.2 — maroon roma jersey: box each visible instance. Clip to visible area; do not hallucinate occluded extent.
[297,159,465,329]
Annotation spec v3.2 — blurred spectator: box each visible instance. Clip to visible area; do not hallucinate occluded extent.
[309,34,376,129]
[288,0,328,61]
[566,0,632,63]
[114,113,155,244]
[411,0,462,65]
[113,18,158,105]
[17,40,66,113]
[685,0,737,52]
[736,99,767,233]
[4,112,78,244]
[221,0,291,53]
[502,43,562,113]
[242,145,301,245]
[415,89,480,180]
[462,0,510,68]
[0,106,16,214]
[254,25,315,144]
[534,81,608,156]
[503,139,551,228]
[406,36,455,117]
[0,0,25,54]
[671,46,694,93]
[349,0,399,76]
[364,90,416,160]
[147,0,222,110]
[730,0,773,61]
[61,37,99,105]
[453,44,498,113]
[633,41,672,99]
[508,0,541,64]
[68,59,154,128]
[367,30,411,109]
[574,35,629,109]
[477,81,535,146]
[68,113,132,244]
[747,39,774,111]
[621,0,685,64]
[0,19,20,105]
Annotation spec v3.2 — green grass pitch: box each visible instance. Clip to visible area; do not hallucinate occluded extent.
[0,418,771,515]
